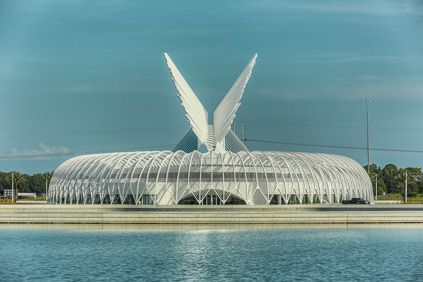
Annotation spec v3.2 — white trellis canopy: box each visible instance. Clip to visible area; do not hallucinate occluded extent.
[49,150,373,205]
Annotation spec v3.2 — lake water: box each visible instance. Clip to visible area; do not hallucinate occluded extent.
[1,225,423,281]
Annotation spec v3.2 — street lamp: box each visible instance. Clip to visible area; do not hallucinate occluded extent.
[45,173,48,203]
[364,99,372,174]
[375,174,378,200]
[11,172,14,203]
[241,120,245,143]
[372,173,378,201]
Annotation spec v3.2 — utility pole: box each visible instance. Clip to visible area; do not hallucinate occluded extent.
[364,99,372,174]
[405,171,408,203]
[241,120,245,143]
[11,172,14,203]
[375,174,378,201]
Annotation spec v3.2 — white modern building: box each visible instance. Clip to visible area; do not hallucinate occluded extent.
[48,54,373,205]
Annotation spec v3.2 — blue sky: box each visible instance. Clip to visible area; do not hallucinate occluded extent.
[1,0,423,174]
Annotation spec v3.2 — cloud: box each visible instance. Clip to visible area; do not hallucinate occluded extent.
[289,54,419,65]
[403,0,423,14]
[259,81,423,101]
[247,0,423,16]
[10,143,70,158]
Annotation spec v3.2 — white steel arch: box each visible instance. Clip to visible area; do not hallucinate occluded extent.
[49,150,373,205]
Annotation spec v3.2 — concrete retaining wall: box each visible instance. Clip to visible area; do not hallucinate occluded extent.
[1,204,423,224]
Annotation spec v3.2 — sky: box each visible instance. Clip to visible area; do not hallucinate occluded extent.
[1,0,423,174]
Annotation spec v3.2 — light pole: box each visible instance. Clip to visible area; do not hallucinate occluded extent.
[11,172,14,203]
[364,99,372,174]
[45,174,48,203]
[405,171,408,203]
[241,120,245,143]
[375,174,378,201]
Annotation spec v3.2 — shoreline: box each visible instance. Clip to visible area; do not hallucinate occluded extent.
[2,223,423,232]
[1,204,423,225]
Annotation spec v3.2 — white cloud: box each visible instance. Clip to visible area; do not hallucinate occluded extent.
[248,0,423,16]
[403,0,423,14]
[259,81,423,101]
[10,143,70,158]
[289,54,419,65]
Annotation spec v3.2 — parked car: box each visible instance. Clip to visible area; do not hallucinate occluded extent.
[342,198,370,205]
[0,195,4,200]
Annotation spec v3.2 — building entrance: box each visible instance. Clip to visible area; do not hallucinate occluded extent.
[202,194,221,205]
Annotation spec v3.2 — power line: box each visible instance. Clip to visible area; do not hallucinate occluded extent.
[3,120,421,141]
[0,144,176,160]
[4,138,423,160]
[0,125,187,140]
[245,139,423,154]
[243,121,423,132]
[244,121,362,130]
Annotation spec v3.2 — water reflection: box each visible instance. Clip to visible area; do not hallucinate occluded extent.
[1,225,423,281]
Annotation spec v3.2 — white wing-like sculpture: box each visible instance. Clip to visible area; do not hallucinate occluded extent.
[164,53,209,145]
[213,53,257,144]
[165,52,257,152]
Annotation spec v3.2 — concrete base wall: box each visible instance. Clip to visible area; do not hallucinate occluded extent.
[1,204,423,224]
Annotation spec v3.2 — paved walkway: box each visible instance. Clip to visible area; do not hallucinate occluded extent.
[16,200,47,204]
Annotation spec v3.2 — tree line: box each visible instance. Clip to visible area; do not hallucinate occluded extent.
[365,164,423,197]
[0,171,53,198]
[0,164,422,198]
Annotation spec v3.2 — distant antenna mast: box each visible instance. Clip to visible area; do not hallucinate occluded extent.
[241,121,245,143]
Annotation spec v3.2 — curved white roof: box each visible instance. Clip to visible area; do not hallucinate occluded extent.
[49,150,373,205]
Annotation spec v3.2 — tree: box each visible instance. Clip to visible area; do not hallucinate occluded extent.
[28,174,45,195]
[376,177,386,195]
[405,167,422,182]
[42,171,54,197]
[6,172,26,202]
[364,164,378,176]
[0,171,12,196]
[382,164,399,194]
[384,164,398,174]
